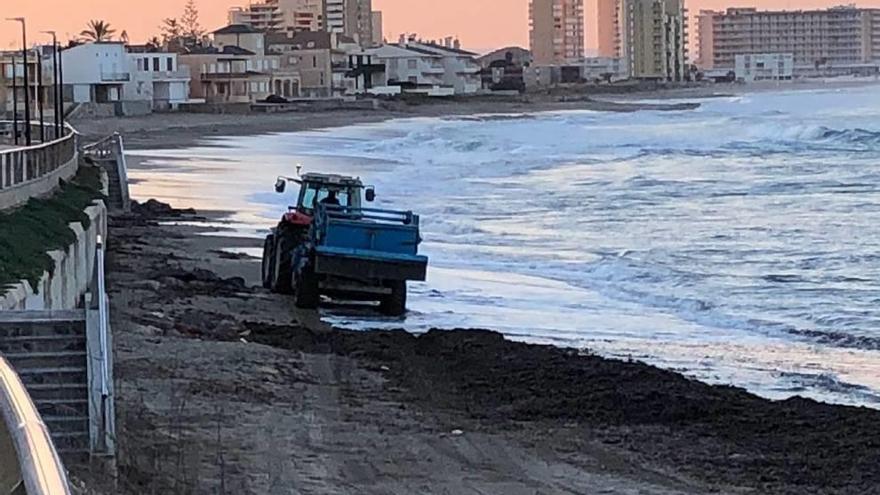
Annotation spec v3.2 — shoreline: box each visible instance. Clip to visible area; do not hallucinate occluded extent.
[71,78,880,152]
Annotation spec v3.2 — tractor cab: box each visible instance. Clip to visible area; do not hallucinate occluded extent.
[276,173,375,216]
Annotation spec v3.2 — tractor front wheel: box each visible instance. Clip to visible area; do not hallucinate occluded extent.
[272,226,296,294]
[261,234,276,289]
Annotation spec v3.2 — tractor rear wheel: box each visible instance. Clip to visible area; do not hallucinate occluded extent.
[294,266,320,309]
[261,234,276,289]
[380,281,407,317]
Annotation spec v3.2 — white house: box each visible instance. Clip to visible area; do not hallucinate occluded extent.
[126,50,191,110]
[60,42,191,112]
[366,44,453,96]
[735,53,794,82]
[61,42,130,104]
[402,40,481,94]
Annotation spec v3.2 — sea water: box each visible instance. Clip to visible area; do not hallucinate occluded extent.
[129,85,880,407]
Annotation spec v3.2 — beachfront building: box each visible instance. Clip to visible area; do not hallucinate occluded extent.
[696,6,880,76]
[180,26,281,103]
[126,48,191,110]
[582,56,627,82]
[0,49,58,120]
[324,0,374,48]
[401,39,481,94]
[60,42,131,105]
[529,0,585,65]
[619,0,688,81]
[366,44,452,96]
[228,0,323,35]
[734,53,794,82]
[266,31,361,97]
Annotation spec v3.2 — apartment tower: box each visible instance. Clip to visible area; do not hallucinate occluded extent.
[324,0,375,47]
[228,0,323,34]
[371,11,384,46]
[619,0,687,81]
[529,0,585,65]
[696,6,880,70]
[597,0,621,58]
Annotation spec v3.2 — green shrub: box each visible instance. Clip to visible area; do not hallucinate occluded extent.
[0,166,105,291]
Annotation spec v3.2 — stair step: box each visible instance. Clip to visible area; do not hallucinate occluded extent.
[35,398,89,417]
[3,351,87,369]
[51,431,90,452]
[28,384,89,402]
[16,367,87,387]
[44,415,89,433]
[0,334,86,354]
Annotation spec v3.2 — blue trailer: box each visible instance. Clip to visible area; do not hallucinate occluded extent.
[262,173,428,315]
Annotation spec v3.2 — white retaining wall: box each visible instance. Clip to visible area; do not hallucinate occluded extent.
[0,200,108,311]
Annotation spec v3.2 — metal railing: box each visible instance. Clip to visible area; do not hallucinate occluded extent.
[0,357,71,495]
[81,133,130,212]
[0,121,77,196]
[86,235,115,456]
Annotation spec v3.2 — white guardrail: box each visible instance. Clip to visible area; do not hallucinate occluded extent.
[0,357,71,495]
[0,121,78,211]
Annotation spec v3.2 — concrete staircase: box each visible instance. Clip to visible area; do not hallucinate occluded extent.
[81,133,130,212]
[103,164,125,211]
[0,311,90,459]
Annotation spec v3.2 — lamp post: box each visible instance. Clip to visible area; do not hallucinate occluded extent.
[36,47,45,142]
[42,31,59,139]
[11,55,18,145]
[7,17,31,146]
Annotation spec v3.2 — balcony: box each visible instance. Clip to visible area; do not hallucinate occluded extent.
[100,72,130,82]
[202,71,252,80]
[148,68,191,81]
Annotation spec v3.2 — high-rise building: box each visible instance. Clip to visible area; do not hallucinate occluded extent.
[324,0,374,47]
[228,0,323,35]
[371,11,384,46]
[619,0,687,81]
[696,7,880,70]
[597,0,620,58]
[529,0,585,65]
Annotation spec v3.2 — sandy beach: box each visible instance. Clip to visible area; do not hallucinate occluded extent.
[65,198,880,495]
[67,83,880,493]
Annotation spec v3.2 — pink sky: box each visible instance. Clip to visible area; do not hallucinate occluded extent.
[3,0,880,54]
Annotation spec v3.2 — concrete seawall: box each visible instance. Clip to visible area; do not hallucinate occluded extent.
[0,199,108,311]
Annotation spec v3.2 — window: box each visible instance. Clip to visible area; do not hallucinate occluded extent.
[407,59,417,69]
[312,56,317,68]
[153,57,160,71]
[301,184,351,211]
[166,58,173,71]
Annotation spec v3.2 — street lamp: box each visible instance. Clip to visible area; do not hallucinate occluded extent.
[7,17,31,146]
[42,30,60,139]
[11,54,18,145]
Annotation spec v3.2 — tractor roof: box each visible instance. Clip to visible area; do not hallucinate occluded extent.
[301,173,364,186]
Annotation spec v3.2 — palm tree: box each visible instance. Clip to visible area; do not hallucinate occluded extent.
[80,20,116,42]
